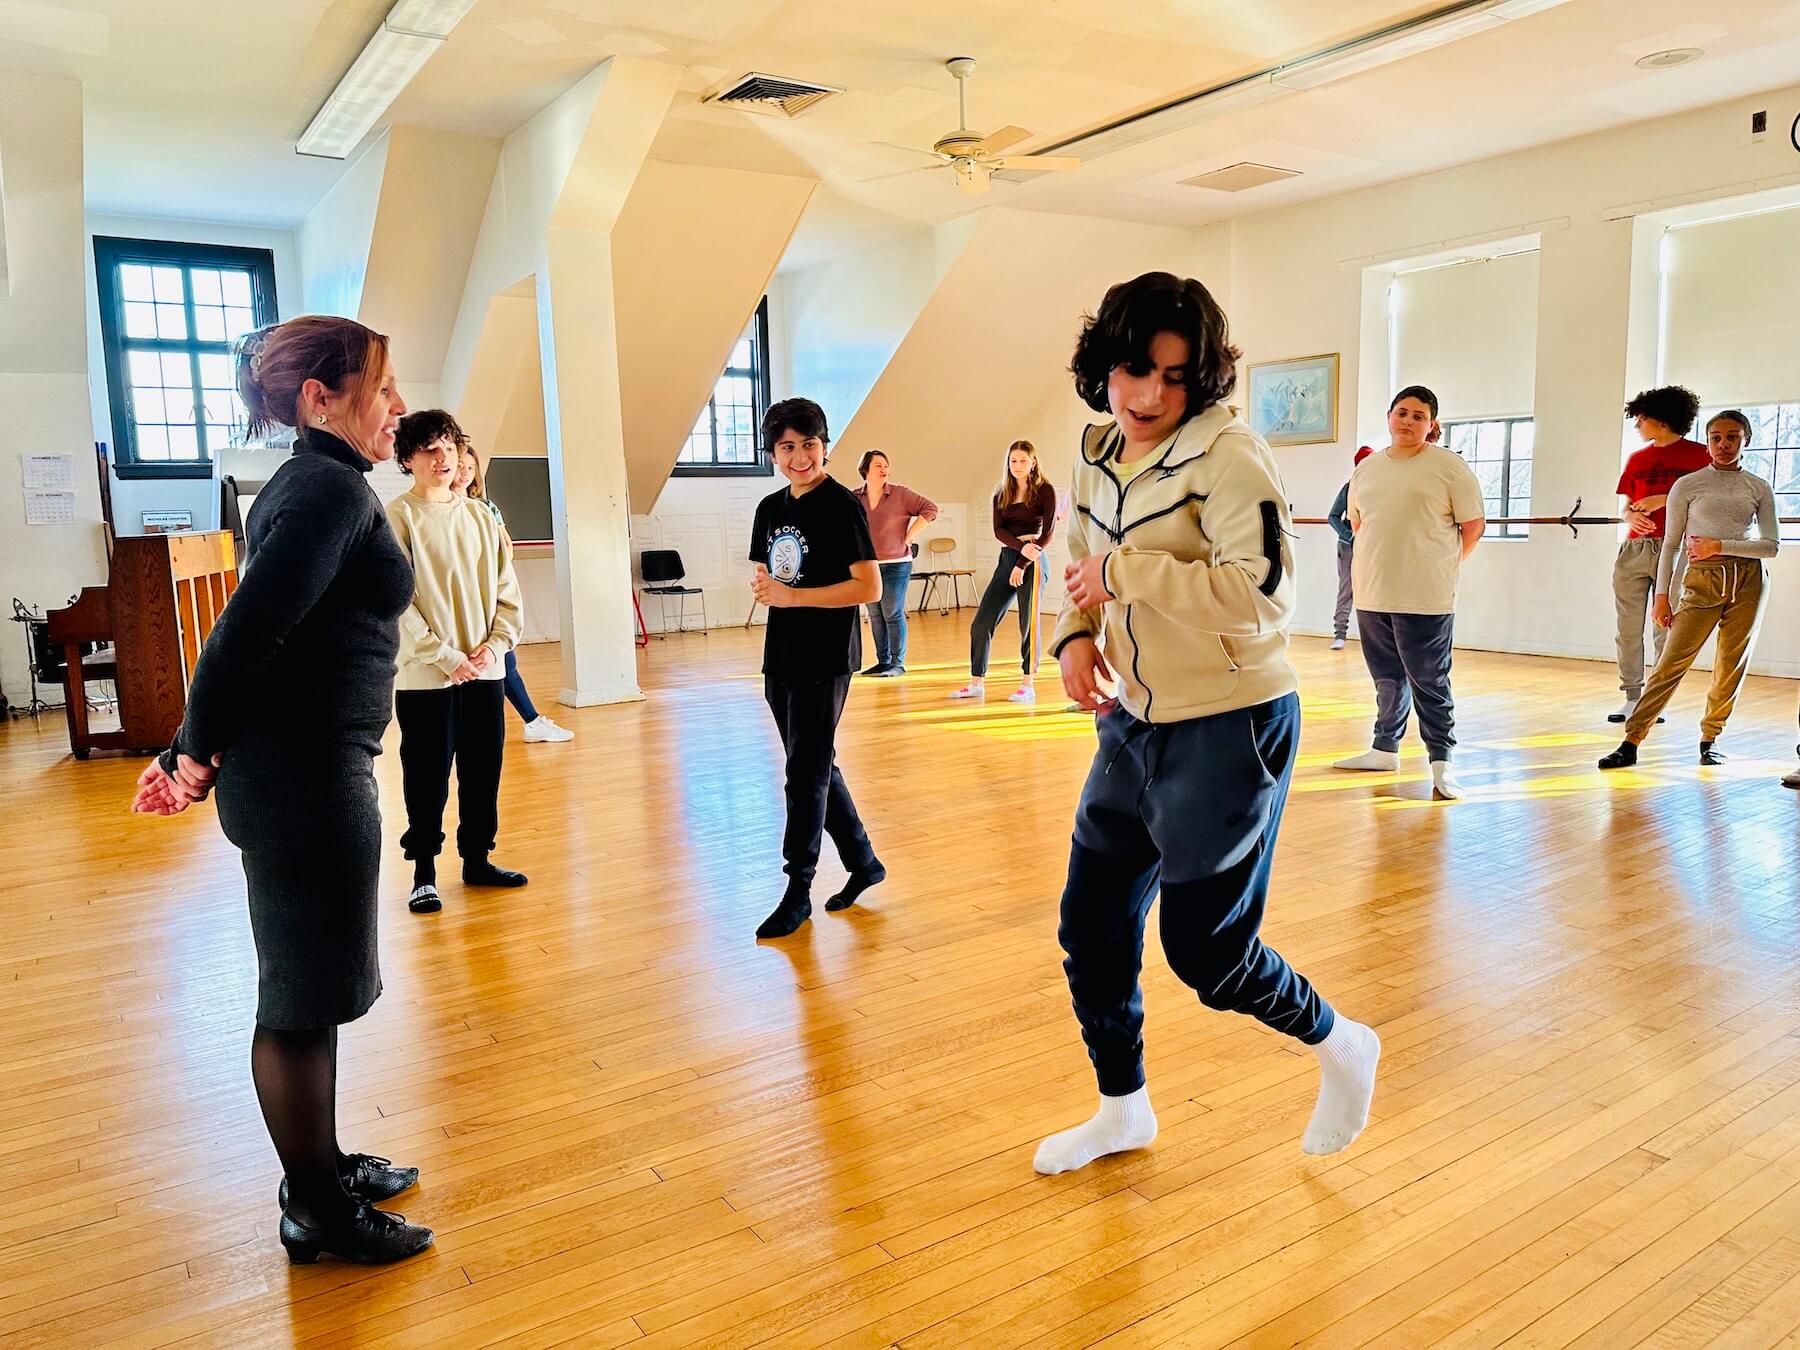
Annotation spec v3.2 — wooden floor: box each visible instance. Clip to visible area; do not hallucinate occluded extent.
[5,614,1800,1348]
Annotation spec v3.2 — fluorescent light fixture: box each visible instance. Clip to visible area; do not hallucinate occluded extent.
[1272,0,1575,92]
[297,0,479,159]
[1038,0,1572,162]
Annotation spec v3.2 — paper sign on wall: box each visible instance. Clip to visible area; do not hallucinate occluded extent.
[22,455,75,491]
[25,491,76,525]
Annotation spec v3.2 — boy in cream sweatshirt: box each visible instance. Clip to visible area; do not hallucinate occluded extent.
[386,410,525,914]
[1035,272,1379,1177]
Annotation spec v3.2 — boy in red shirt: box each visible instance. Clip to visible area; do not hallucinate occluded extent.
[1610,386,1709,723]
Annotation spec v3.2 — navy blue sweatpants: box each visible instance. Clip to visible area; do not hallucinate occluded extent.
[1356,609,1457,761]
[1056,693,1334,1097]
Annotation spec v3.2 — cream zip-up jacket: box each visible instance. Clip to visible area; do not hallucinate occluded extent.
[1051,403,1298,724]
[385,491,523,691]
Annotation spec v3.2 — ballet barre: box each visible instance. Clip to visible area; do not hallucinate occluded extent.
[1294,497,1800,539]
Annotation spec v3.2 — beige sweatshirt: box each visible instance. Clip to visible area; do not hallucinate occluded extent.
[385,491,523,691]
[1051,404,1298,724]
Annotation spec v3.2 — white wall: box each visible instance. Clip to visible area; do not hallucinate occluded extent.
[298,137,388,320]
[82,214,302,534]
[1226,80,1800,677]
[0,76,109,707]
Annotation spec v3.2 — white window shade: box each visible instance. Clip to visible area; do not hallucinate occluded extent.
[1663,209,1800,407]
[1392,251,1539,421]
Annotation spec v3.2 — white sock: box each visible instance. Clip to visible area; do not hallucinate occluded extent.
[1333,748,1399,771]
[1430,760,1462,800]
[1033,1086,1157,1175]
[1303,1019,1380,1156]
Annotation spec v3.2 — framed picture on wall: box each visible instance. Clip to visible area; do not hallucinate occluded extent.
[1246,353,1340,447]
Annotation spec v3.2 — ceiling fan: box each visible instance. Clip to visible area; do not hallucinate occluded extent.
[865,57,1081,197]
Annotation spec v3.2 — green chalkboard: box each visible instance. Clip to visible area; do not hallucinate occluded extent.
[484,457,553,544]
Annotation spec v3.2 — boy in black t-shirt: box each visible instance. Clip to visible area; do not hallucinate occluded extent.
[747,398,886,939]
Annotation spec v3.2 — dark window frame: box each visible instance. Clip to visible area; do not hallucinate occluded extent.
[94,235,279,481]
[1442,415,1534,539]
[672,297,773,478]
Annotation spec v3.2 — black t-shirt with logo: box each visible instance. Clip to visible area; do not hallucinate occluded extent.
[749,475,877,679]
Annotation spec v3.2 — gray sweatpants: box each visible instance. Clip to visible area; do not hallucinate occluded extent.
[1333,542,1354,639]
[1613,537,1671,700]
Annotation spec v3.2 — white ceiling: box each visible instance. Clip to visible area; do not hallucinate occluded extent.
[3,0,1798,262]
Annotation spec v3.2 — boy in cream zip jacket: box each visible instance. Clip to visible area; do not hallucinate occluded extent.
[1034,271,1380,1178]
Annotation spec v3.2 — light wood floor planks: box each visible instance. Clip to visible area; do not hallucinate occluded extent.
[3,614,1799,1348]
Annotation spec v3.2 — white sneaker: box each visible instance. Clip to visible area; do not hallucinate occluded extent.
[1430,760,1462,800]
[949,682,985,700]
[1007,686,1036,704]
[1333,748,1399,772]
[1330,637,1346,650]
[523,716,574,743]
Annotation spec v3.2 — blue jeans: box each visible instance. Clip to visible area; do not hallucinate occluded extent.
[502,648,539,724]
[1057,693,1332,1095]
[1356,610,1456,760]
[865,560,913,669]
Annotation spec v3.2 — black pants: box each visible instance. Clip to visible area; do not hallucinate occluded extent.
[970,548,1042,677]
[395,680,505,863]
[1057,694,1333,1096]
[763,674,875,889]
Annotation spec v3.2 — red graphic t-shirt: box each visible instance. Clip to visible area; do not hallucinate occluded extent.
[1616,438,1710,538]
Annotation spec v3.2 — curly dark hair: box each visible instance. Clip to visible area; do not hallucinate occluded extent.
[1069,272,1240,419]
[762,397,830,454]
[1623,385,1700,436]
[394,409,468,475]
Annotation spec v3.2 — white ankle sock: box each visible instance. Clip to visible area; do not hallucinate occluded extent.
[1033,1086,1157,1175]
[1303,1019,1380,1156]
[1333,748,1399,771]
[1430,760,1462,800]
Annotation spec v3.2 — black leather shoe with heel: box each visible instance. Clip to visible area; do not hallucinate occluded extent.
[278,1153,418,1211]
[279,1202,433,1265]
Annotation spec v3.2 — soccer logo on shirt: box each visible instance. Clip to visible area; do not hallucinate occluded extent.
[768,527,806,583]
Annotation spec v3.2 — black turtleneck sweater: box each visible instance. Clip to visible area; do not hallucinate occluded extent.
[162,429,414,771]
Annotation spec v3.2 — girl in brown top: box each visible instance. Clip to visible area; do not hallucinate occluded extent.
[950,440,1057,703]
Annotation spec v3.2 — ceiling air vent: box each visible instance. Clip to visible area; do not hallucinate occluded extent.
[704,72,843,119]
[1181,162,1301,192]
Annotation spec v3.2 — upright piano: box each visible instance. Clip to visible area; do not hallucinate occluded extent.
[46,531,238,758]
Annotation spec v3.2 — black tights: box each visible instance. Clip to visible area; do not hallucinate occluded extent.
[251,1023,353,1227]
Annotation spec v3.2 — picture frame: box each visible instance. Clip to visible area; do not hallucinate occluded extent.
[1247,353,1340,447]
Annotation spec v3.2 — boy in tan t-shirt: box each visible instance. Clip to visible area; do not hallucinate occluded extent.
[1333,386,1485,799]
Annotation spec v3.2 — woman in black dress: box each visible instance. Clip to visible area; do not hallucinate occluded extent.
[132,315,433,1265]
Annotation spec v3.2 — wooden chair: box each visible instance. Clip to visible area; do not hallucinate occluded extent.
[915,537,973,614]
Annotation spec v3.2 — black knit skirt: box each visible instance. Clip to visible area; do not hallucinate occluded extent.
[216,746,384,1029]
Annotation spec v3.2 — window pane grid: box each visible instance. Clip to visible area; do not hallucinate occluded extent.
[675,301,771,476]
[1443,416,1532,538]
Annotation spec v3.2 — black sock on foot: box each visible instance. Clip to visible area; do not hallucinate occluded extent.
[1597,741,1639,770]
[463,859,528,887]
[825,860,886,913]
[413,858,436,888]
[1699,741,1728,765]
[756,886,812,939]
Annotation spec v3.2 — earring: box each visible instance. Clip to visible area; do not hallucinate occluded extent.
[316,414,327,425]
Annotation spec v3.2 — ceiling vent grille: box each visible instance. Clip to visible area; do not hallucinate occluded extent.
[1180,162,1301,192]
[704,72,843,119]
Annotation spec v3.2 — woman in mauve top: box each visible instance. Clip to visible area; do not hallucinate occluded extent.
[851,449,938,676]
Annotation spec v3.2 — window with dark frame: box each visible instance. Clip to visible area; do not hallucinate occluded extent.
[1698,402,1800,542]
[1443,416,1534,538]
[93,236,279,480]
[674,298,772,477]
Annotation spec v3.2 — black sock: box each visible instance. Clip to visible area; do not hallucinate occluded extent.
[413,857,436,888]
[1598,741,1638,770]
[756,885,812,939]
[825,859,887,912]
[1699,741,1727,765]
